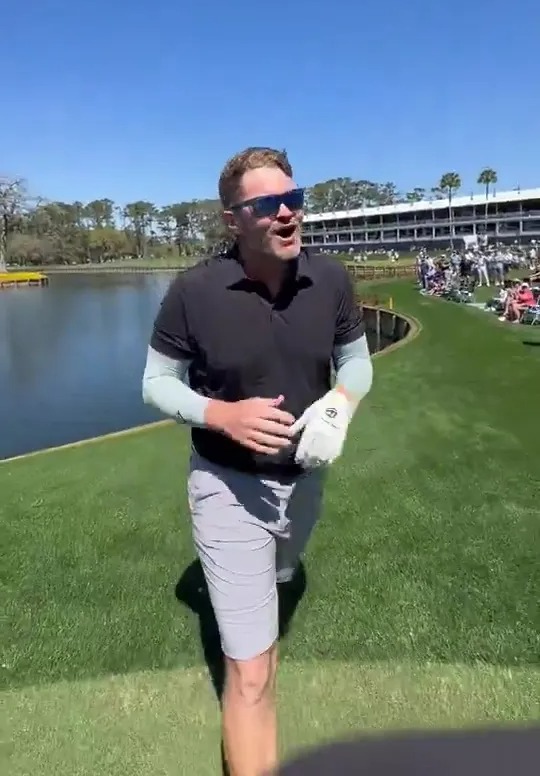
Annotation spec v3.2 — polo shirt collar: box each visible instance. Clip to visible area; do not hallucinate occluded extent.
[222,244,314,287]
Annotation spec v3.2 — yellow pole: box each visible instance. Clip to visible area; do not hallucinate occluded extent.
[388,296,394,310]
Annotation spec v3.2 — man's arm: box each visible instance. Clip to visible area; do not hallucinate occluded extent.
[142,346,209,426]
[333,265,372,411]
[143,275,211,427]
[290,332,373,467]
[332,334,373,411]
[334,264,365,347]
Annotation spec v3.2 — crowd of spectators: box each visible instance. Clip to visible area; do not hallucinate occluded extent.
[416,243,540,325]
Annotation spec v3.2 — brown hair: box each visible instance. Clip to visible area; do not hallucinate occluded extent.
[218,147,293,208]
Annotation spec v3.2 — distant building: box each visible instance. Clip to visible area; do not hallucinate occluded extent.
[302,188,540,251]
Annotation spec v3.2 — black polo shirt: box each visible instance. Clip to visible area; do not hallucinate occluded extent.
[150,248,364,476]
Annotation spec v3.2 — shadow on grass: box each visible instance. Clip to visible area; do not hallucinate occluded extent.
[522,339,540,347]
[277,726,540,776]
[175,559,307,699]
[175,560,307,776]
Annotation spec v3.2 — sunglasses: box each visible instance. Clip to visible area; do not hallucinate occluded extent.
[230,188,304,219]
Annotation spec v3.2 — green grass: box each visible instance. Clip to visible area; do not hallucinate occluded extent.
[13,256,196,271]
[444,283,540,357]
[1,281,539,773]
[93,256,197,269]
[4,664,537,776]
[15,252,416,272]
[337,253,415,266]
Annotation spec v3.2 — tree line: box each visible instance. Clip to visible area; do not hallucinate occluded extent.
[0,168,497,268]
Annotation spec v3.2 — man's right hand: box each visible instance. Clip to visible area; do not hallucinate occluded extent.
[205,395,295,455]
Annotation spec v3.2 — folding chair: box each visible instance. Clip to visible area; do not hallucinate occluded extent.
[521,304,540,325]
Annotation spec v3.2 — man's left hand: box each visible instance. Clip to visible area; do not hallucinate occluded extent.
[290,390,352,468]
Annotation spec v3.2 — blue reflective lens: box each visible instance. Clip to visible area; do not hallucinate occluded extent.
[233,188,304,218]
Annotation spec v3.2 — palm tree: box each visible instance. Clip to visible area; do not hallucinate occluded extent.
[439,172,461,248]
[477,168,498,233]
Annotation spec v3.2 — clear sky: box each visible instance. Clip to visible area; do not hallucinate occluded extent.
[2,0,539,205]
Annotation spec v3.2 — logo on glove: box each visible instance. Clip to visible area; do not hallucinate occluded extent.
[291,391,351,468]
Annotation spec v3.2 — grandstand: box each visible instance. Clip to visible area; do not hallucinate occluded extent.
[302,187,540,251]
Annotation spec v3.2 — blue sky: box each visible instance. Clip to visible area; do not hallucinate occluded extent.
[2,0,539,205]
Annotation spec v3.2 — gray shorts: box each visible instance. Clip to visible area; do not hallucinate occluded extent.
[187,452,324,661]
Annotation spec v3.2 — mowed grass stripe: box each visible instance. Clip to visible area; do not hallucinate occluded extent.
[3,662,539,776]
[1,281,539,693]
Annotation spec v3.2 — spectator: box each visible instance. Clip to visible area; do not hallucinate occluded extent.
[499,281,535,323]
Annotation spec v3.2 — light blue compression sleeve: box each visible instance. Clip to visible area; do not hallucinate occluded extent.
[332,334,373,404]
[142,346,209,426]
[143,335,372,425]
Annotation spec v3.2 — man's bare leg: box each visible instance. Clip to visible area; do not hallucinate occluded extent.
[222,643,278,776]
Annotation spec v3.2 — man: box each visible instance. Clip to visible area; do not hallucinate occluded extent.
[142,147,373,776]
[476,249,490,287]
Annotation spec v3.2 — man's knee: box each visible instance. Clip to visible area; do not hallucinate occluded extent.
[225,645,277,706]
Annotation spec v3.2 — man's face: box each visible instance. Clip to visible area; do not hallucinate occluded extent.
[226,166,304,261]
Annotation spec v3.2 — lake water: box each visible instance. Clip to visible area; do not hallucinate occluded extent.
[0,273,174,460]
[0,272,399,460]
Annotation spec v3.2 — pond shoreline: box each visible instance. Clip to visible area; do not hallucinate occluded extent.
[1,290,416,461]
[9,262,417,280]
[9,265,185,274]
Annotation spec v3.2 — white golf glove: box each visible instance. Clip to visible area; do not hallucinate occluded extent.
[290,390,353,468]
